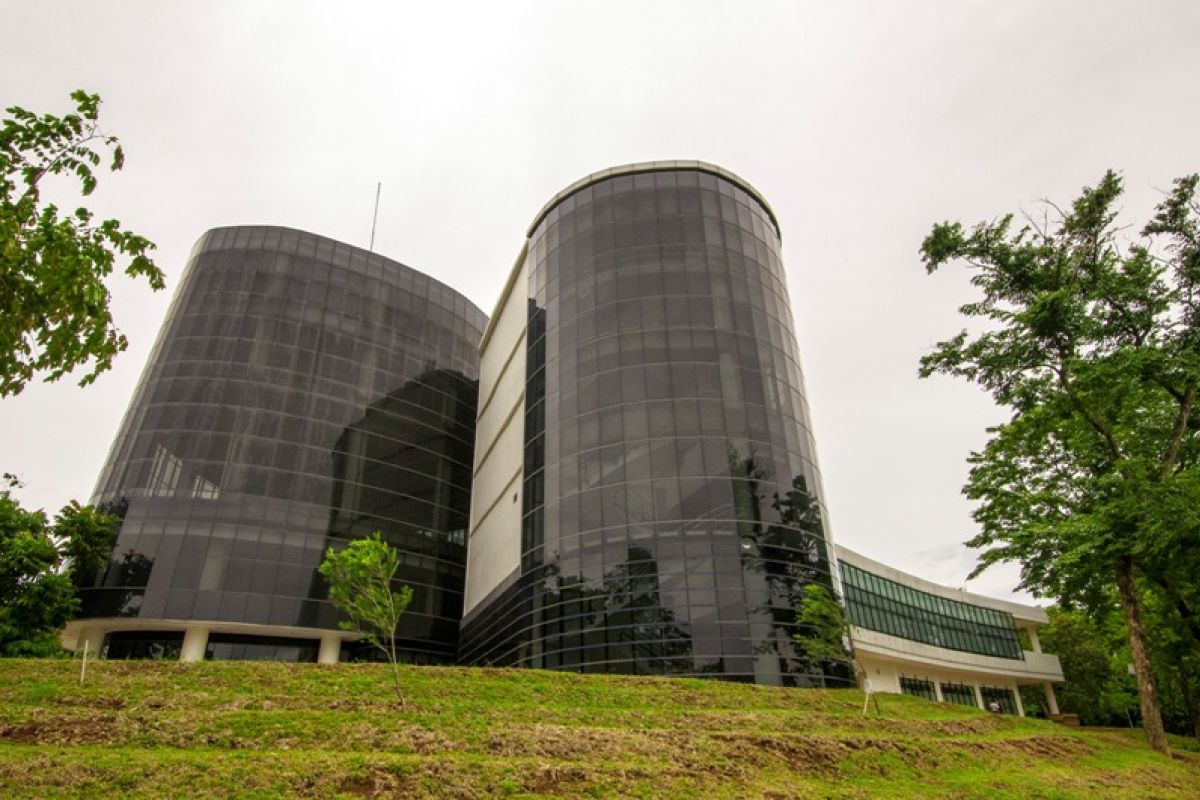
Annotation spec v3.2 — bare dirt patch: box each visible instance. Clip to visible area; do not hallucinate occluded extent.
[0,715,118,746]
[526,764,597,794]
[707,733,851,776]
[484,723,666,761]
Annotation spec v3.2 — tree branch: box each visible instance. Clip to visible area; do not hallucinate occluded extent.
[1161,385,1195,477]
[1055,363,1123,466]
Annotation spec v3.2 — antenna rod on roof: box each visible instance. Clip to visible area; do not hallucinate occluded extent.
[369,181,382,253]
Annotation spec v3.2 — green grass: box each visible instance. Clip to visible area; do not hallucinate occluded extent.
[0,659,1195,798]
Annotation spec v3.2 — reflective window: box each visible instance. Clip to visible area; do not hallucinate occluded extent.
[981,685,1019,714]
[461,167,847,687]
[81,227,485,664]
[899,676,936,701]
[940,682,979,708]
[840,562,1023,660]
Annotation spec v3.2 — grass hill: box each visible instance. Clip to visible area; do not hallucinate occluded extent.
[0,659,1195,798]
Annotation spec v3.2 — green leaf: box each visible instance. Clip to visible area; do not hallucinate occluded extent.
[0,90,164,396]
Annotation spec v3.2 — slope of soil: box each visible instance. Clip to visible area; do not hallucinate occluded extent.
[0,659,1195,798]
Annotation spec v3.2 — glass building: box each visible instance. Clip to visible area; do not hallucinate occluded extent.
[60,164,1063,710]
[460,161,851,686]
[68,226,485,663]
[839,560,1023,659]
[835,545,1063,715]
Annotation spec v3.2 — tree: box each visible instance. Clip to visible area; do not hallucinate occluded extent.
[920,170,1200,754]
[1037,606,1138,726]
[0,482,118,655]
[793,583,877,712]
[0,90,164,397]
[792,583,853,671]
[318,533,413,705]
[1140,583,1200,740]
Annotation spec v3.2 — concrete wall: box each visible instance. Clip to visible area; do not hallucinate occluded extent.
[60,618,355,663]
[852,626,1063,683]
[463,246,529,615]
[857,653,1026,715]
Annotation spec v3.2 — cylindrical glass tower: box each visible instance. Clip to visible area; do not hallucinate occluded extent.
[77,226,485,662]
[461,162,849,686]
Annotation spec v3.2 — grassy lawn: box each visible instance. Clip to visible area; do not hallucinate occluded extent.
[0,659,1195,798]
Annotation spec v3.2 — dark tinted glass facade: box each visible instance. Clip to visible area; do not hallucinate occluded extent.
[461,164,850,686]
[840,561,1023,659]
[981,685,1019,714]
[81,226,485,662]
[940,682,979,707]
[899,676,936,701]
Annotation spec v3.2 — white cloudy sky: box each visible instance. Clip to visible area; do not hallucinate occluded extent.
[3,1,1198,602]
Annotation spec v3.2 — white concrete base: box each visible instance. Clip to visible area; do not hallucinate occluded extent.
[180,627,209,662]
[857,653,1043,716]
[60,618,358,664]
[1043,681,1060,715]
[72,626,107,657]
[318,633,342,665]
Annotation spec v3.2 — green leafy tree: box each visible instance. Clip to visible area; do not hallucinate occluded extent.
[1037,606,1138,726]
[792,583,852,669]
[0,482,118,655]
[318,533,413,705]
[919,170,1200,754]
[1140,585,1200,740]
[0,90,164,396]
[55,501,120,591]
[793,584,879,711]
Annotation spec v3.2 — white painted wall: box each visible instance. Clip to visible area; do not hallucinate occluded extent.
[857,653,1028,715]
[852,626,1063,682]
[463,246,528,615]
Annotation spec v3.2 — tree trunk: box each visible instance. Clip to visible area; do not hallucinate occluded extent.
[1115,556,1170,755]
[389,660,405,708]
[389,636,406,709]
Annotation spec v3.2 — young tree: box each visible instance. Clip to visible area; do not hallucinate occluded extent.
[919,170,1200,754]
[0,482,118,655]
[0,90,165,396]
[318,533,413,705]
[792,583,854,676]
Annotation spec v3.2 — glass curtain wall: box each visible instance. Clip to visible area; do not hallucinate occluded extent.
[981,686,1019,714]
[840,562,1023,659]
[461,165,850,686]
[899,676,936,700]
[81,226,485,662]
[940,682,979,707]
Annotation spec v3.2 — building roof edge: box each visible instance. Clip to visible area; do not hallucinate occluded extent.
[525,160,781,239]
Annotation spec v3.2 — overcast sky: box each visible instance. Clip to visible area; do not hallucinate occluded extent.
[3,1,1198,603]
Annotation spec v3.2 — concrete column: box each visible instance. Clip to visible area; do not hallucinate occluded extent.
[1043,682,1060,715]
[77,626,107,657]
[1027,626,1042,653]
[1012,685,1025,717]
[180,627,209,662]
[973,683,984,710]
[318,633,341,665]
[933,680,944,703]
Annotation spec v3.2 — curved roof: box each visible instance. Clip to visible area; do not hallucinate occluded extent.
[195,224,488,331]
[526,160,781,239]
